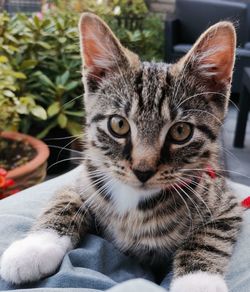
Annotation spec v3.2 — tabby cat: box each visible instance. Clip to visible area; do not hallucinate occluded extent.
[0,13,243,292]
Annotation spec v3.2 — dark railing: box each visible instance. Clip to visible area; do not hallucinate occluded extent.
[115,15,144,30]
[3,0,41,14]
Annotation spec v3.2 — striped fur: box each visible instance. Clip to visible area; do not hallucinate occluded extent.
[0,14,242,288]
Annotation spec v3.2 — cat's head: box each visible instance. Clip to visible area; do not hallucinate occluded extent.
[79,13,235,195]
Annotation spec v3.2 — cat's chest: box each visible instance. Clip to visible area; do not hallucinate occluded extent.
[94,203,190,258]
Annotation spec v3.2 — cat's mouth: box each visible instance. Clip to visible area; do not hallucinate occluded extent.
[137,179,193,192]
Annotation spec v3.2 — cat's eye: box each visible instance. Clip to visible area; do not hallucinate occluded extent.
[108,115,130,138]
[168,122,193,143]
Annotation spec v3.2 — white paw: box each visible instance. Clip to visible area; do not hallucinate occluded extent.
[0,230,72,284]
[170,272,228,292]
[107,279,166,292]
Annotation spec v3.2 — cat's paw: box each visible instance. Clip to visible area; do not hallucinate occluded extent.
[0,230,72,284]
[107,279,166,292]
[170,272,228,292]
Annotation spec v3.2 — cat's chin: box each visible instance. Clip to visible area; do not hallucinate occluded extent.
[107,177,162,214]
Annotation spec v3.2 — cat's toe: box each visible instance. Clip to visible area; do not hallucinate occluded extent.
[0,230,72,284]
[170,271,228,292]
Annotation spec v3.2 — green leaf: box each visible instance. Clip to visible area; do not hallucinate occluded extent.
[65,81,78,91]
[47,101,60,117]
[60,71,70,85]
[4,32,18,43]
[20,59,38,70]
[31,105,47,120]
[3,90,15,97]
[36,121,57,139]
[33,15,41,28]
[59,37,67,43]
[37,41,51,49]
[17,104,29,114]
[64,110,83,117]
[0,56,8,63]
[36,72,55,88]
[12,72,26,79]
[20,96,35,106]
[66,120,82,136]
[57,113,67,128]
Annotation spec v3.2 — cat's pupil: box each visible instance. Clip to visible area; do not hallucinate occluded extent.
[119,120,123,128]
[177,126,183,135]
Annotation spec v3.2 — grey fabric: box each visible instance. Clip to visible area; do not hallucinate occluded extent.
[236,47,250,57]
[244,42,250,50]
[176,0,248,45]
[173,44,250,57]
[173,44,192,53]
[0,166,250,292]
[219,0,250,41]
[0,167,155,292]
[165,0,250,93]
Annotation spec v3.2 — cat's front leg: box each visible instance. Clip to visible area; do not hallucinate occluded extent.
[0,187,90,284]
[170,202,242,292]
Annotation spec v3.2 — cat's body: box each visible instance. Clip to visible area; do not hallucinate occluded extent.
[0,14,243,292]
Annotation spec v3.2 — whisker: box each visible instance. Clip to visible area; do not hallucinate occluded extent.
[175,182,207,229]
[44,135,82,141]
[181,168,250,179]
[172,185,193,232]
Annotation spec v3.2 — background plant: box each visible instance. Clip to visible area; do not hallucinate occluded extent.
[50,0,164,60]
[0,1,164,138]
[0,55,24,131]
[0,11,83,138]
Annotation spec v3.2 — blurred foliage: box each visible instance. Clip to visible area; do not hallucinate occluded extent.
[0,55,23,132]
[0,11,83,138]
[49,0,164,61]
[51,0,148,16]
[0,1,163,138]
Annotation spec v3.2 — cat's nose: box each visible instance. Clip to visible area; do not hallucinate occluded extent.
[133,169,155,183]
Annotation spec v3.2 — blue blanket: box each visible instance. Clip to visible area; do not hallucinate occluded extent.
[0,166,250,292]
[0,167,159,292]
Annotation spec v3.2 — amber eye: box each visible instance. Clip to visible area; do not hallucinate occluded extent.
[168,122,193,143]
[108,115,130,138]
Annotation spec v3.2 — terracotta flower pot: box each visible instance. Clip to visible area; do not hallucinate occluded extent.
[0,131,49,195]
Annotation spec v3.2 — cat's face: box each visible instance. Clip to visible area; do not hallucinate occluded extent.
[79,14,235,193]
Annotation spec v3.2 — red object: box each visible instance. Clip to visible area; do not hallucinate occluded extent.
[0,168,18,199]
[241,196,250,208]
[4,178,15,188]
[0,168,7,176]
[206,165,216,179]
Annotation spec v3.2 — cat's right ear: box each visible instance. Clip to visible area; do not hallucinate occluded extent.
[79,13,139,91]
[180,21,236,90]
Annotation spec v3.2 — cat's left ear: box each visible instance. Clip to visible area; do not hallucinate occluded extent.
[79,13,139,90]
[182,21,236,88]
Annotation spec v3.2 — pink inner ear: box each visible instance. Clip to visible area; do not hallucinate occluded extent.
[80,14,119,79]
[84,39,99,68]
[83,37,104,76]
[195,26,235,83]
[81,20,105,76]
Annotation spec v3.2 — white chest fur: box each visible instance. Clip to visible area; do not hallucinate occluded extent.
[106,177,161,215]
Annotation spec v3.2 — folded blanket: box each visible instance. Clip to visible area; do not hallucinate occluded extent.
[0,166,249,292]
[0,167,156,292]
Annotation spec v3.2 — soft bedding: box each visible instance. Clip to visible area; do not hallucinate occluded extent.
[0,166,249,292]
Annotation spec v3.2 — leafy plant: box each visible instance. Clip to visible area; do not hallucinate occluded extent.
[0,2,163,138]
[0,11,83,138]
[50,0,164,61]
[0,55,26,131]
[108,14,164,61]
